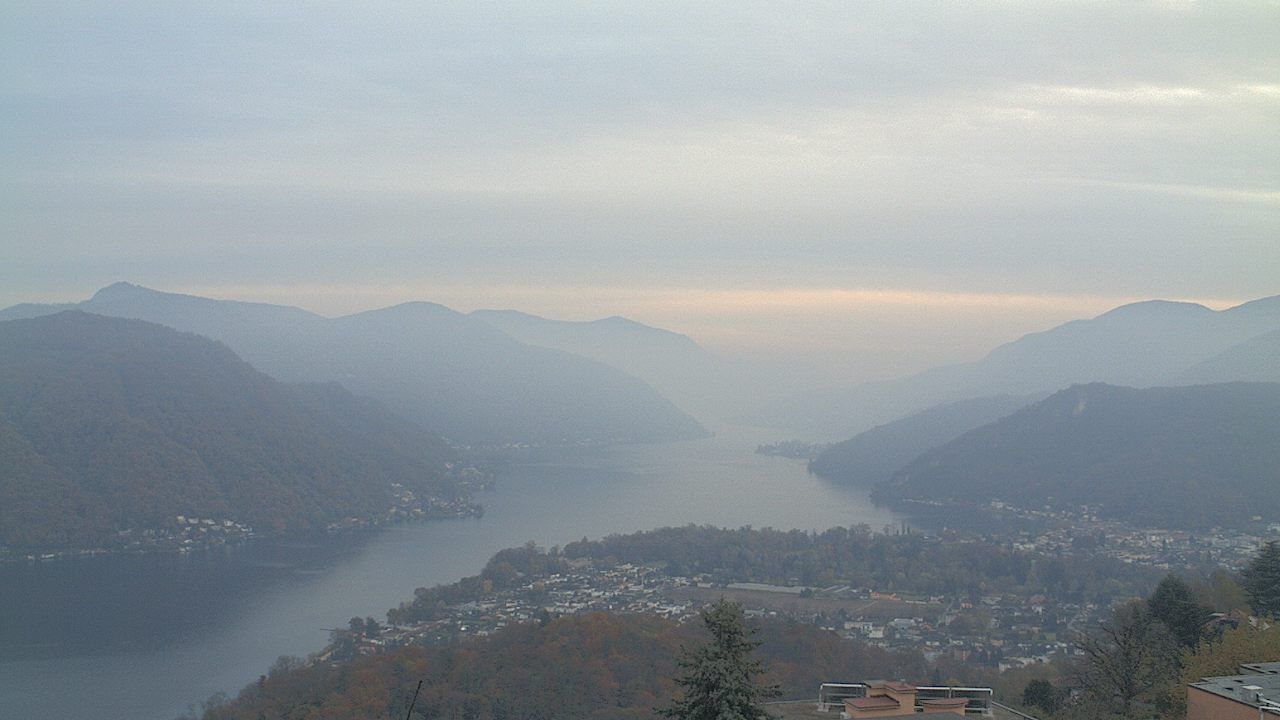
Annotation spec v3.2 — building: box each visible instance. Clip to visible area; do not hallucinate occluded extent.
[817,681,992,717]
[1187,661,1280,719]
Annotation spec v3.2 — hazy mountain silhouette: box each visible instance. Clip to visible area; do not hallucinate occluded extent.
[0,311,462,549]
[876,382,1280,529]
[807,393,1043,485]
[1174,327,1280,384]
[0,284,707,445]
[756,295,1280,437]
[470,309,734,421]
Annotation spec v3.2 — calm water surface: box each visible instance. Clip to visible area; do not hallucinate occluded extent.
[0,426,900,720]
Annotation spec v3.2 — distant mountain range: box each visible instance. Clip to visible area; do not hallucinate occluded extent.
[470,309,734,421]
[872,382,1280,529]
[1175,327,1280,385]
[0,283,707,445]
[0,312,464,549]
[758,295,1280,438]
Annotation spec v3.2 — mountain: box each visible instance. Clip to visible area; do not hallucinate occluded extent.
[1174,327,1280,384]
[756,295,1280,437]
[0,311,463,550]
[470,309,732,421]
[875,382,1280,529]
[807,393,1042,485]
[0,283,707,445]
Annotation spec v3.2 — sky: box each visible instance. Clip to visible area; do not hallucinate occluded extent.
[2,2,1277,383]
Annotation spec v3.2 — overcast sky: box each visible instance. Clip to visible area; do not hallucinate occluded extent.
[2,2,1277,382]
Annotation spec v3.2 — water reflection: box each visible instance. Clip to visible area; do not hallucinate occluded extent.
[0,426,900,720]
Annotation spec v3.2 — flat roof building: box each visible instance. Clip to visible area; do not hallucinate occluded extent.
[817,681,992,717]
[1188,662,1280,719]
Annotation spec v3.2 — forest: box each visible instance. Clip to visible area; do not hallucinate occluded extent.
[876,382,1280,529]
[196,611,927,720]
[0,311,464,549]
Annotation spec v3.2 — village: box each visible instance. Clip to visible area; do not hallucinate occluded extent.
[983,501,1276,572]
[317,510,1280,689]
[320,550,1108,677]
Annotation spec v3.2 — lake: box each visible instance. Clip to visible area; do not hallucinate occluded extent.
[0,426,901,720]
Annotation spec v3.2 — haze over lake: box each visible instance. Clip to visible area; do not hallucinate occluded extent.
[0,427,900,720]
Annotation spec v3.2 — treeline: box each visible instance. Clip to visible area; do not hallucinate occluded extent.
[390,525,1158,625]
[390,542,567,624]
[565,525,1156,603]
[197,611,926,720]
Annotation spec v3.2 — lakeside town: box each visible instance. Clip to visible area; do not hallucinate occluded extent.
[0,465,492,563]
[319,518,1277,678]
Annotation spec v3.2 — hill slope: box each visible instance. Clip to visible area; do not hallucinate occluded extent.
[200,612,923,720]
[471,308,732,421]
[0,312,462,549]
[1175,327,1280,384]
[0,283,707,445]
[807,393,1042,485]
[757,295,1280,437]
[876,383,1280,529]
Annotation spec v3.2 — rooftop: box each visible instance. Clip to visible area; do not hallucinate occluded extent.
[1190,669,1280,710]
[846,696,901,710]
[770,699,1022,720]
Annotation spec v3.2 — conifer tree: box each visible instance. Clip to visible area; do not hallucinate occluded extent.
[1147,574,1211,648]
[660,598,780,720]
[1243,541,1280,618]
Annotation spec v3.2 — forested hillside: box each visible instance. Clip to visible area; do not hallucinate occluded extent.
[808,393,1040,485]
[877,382,1280,529]
[0,312,462,549]
[198,612,926,720]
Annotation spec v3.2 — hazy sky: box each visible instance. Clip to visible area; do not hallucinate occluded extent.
[3,2,1277,382]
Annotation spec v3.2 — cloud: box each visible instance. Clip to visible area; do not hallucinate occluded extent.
[2,1,1277,375]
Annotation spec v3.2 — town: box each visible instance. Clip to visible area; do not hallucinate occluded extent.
[308,511,1278,709]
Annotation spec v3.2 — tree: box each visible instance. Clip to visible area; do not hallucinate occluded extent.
[1147,575,1212,648]
[1243,541,1280,618]
[1074,600,1179,718]
[659,599,780,720]
[1021,678,1059,714]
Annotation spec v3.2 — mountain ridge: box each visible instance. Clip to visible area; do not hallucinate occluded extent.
[754,293,1280,437]
[0,284,707,445]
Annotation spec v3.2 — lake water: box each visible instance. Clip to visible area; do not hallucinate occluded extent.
[0,426,901,720]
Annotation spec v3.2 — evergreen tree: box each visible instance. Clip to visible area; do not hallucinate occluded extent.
[1147,574,1211,648]
[1243,541,1280,618]
[660,599,780,720]
[1021,678,1059,713]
